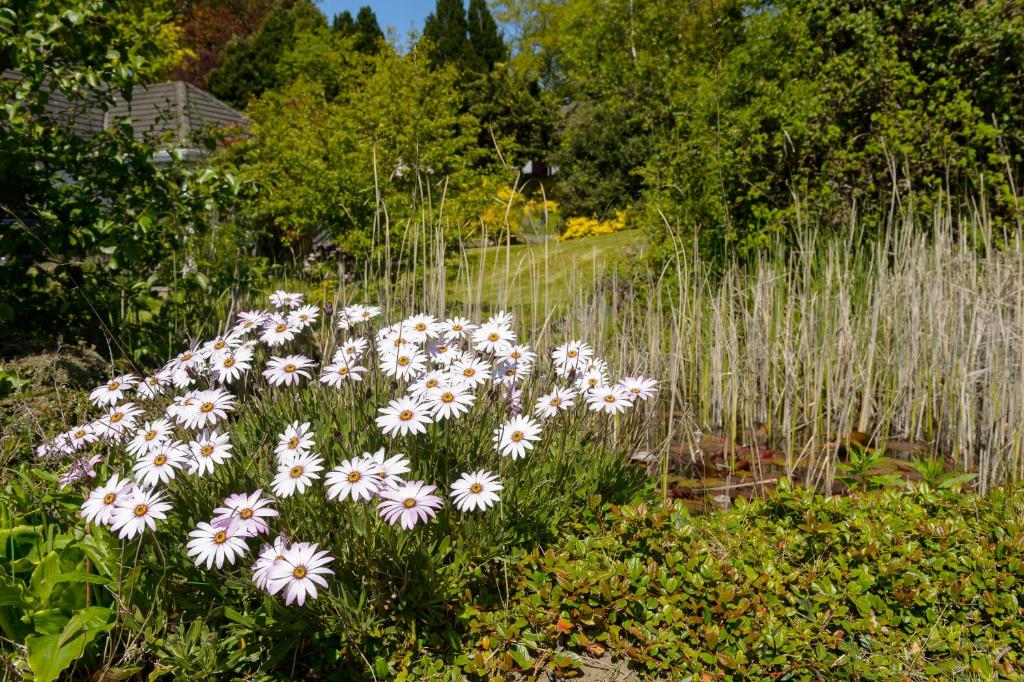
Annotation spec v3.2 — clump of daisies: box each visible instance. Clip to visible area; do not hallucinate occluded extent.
[44,290,657,609]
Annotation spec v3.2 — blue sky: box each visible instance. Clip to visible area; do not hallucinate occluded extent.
[314,1,436,38]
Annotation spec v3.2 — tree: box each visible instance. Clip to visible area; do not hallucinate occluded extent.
[422,0,472,69]
[332,6,383,55]
[467,0,505,72]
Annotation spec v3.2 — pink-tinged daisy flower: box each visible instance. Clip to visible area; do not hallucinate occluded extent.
[272,452,324,498]
[576,367,609,393]
[94,403,144,440]
[260,315,298,346]
[324,457,380,502]
[202,332,242,357]
[440,316,476,341]
[552,340,593,374]
[618,376,658,401]
[181,388,235,430]
[486,310,514,327]
[110,488,171,540]
[188,431,233,476]
[320,360,367,387]
[493,415,543,460]
[269,290,303,309]
[263,355,315,387]
[135,372,170,400]
[89,374,137,407]
[425,385,475,421]
[267,542,334,606]
[58,453,102,489]
[62,424,98,451]
[133,441,189,488]
[80,473,134,526]
[451,356,491,388]
[496,344,536,366]
[492,360,533,387]
[170,348,204,374]
[252,536,290,591]
[450,470,502,512]
[338,304,380,329]
[288,304,319,329]
[126,418,173,457]
[376,481,444,530]
[375,397,433,438]
[472,322,516,354]
[212,345,253,384]
[426,339,460,366]
[170,366,196,390]
[275,421,314,465]
[212,489,279,537]
[236,310,268,333]
[586,385,634,415]
[380,349,427,381]
[186,521,249,570]
[362,448,411,489]
[534,387,577,419]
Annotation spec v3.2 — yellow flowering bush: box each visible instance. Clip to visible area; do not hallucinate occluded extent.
[559,209,627,240]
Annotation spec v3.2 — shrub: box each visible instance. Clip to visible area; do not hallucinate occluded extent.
[29,297,656,677]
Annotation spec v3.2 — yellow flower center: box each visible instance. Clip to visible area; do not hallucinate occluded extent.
[275,324,287,333]
[397,356,410,367]
[550,398,562,407]
[631,387,641,394]
[110,412,124,423]
[289,465,304,478]
[144,430,157,441]
[488,332,500,342]
[153,454,168,466]
[288,437,299,449]
[399,410,413,421]
[463,369,475,377]
[240,508,254,520]
[182,353,193,362]
[200,402,214,413]
[338,367,349,375]
[74,430,87,439]
[103,492,116,505]
[441,392,454,403]
[283,364,296,373]
[403,498,416,509]
[299,314,308,322]
[292,566,307,579]
[107,381,120,391]
[604,394,616,403]
[470,483,483,494]
[348,471,362,483]
[567,350,578,358]
[133,503,148,517]
[213,531,227,544]
[588,378,598,387]
[200,445,214,457]
[452,324,462,331]
[511,431,524,442]
[511,351,521,359]
[438,346,448,353]
[415,323,427,332]
[426,378,438,388]
[214,340,225,349]
[223,357,235,367]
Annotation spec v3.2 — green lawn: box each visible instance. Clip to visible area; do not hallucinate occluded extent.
[447,229,643,308]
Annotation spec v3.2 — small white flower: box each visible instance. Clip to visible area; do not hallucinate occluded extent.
[188,431,233,476]
[270,290,303,309]
[263,355,315,387]
[618,376,658,401]
[586,385,634,415]
[212,345,254,384]
[376,397,433,438]
[425,385,475,421]
[320,360,367,388]
[180,389,235,430]
[450,470,502,512]
[133,441,189,488]
[186,521,249,570]
[534,387,577,419]
[266,542,334,606]
[126,419,173,457]
[135,372,170,400]
[333,337,368,363]
[493,415,542,459]
[552,340,593,375]
[260,314,299,346]
[362,448,411,489]
[288,304,319,329]
[472,322,515,354]
[80,473,134,526]
[109,488,171,540]
[380,349,427,381]
[275,421,315,464]
[272,452,324,497]
[408,370,447,399]
[213,489,279,537]
[338,304,380,329]
[94,403,144,440]
[376,481,443,529]
[324,456,380,502]
[440,316,476,341]
[450,356,491,388]
[89,374,137,407]
[252,536,289,591]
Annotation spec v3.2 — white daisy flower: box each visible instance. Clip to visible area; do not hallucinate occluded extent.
[425,385,475,421]
[263,355,316,387]
[269,290,303,309]
[170,348,204,374]
[552,340,593,374]
[375,397,433,438]
[324,457,380,502]
[339,304,380,329]
[271,452,324,498]
[109,488,171,540]
[62,424,98,451]
[320,360,367,387]
[586,385,634,415]
[94,403,144,440]
[440,316,476,341]
[380,349,427,381]
[186,521,249,570]
[493,415,542,459]
[288,304,320,329]
[89,374,137,407]
[188,430,233,476]
[426,339,460,366]
[212,489,279,537]
[275,421,315,464]
[450,470,502,512]
[212,345,253,384]
[260,315,299,346]
[496,344,536,366]
[408,370,447,399]
[170,366,196,390]
[333,337,368,363]
[534,387,577,419]
[80,473,134,526]
[202,332,242,357]
[493,360,533,386]
[252,536,290,591]
[236,310,268,333]
[472,322,516,354]
[133,441,189,488]
[451,356,491,388]
[362,448,411,489]
[376,481,443,530]
[267,542,334,606]
[135,372,170,400]
[576,366,609,392]
[180,388,235,430]
[126,418,173,457]
[618,376,658,401]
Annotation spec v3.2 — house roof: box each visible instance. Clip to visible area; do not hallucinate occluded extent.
[2,70,248,145]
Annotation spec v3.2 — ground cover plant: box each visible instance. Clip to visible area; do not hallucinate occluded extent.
[18,294,655,679]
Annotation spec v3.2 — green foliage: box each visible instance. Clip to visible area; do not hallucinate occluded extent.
[459,484,1024,678]
[424,0,506,74]
[0,0,255,360]
[466,0,506,73]
[331,6,384,55]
